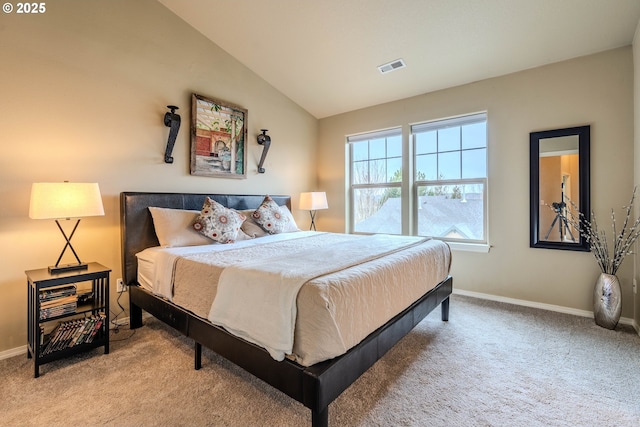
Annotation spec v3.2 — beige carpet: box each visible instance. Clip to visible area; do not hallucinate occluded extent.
[2,295,639,427]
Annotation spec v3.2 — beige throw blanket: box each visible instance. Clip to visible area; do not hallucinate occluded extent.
[207,233,429,361]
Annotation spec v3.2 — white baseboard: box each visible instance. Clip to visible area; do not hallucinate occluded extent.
[0,345,28,360]
[453,289,638,333]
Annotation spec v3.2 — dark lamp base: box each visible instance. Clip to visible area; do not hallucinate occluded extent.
[48,262,89,274]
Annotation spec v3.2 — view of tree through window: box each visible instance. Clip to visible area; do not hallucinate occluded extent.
[347,113,487,244]
[413,113,487,242]
[349,129,402,234]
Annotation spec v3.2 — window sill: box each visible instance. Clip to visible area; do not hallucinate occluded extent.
[445,241,490,253]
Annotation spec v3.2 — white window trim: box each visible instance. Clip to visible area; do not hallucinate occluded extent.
[411,112,487,133]
[447,241,491,253]
[346,113,489,249]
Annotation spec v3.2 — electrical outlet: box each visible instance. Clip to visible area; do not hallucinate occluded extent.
[116,278,127,293]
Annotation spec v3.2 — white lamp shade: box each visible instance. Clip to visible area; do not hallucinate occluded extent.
[29,182,105,219]
[299,192,328,211]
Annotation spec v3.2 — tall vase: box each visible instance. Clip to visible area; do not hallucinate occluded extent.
[593,273,622,329]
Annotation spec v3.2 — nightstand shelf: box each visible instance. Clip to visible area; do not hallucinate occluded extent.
[26,262,110,378]
[39,300,104,323]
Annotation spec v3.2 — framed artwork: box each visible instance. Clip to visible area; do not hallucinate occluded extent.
[191,93,247,178]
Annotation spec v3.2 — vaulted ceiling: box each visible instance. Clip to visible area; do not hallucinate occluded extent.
[158,0,640,119]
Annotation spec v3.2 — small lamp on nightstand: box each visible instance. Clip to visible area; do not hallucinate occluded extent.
[299,191,328,231]
[29,182,104,273]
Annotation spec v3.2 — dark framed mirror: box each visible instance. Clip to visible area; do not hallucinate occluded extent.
[530,125,590,251]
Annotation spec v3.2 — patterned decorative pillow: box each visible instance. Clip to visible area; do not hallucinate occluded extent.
[251,195,289,234]
[192,197,246,243]
[241,206,299,238]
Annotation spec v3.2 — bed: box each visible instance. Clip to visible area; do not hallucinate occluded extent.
[120,191,453,427]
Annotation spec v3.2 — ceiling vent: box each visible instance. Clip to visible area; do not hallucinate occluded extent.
[378,58,406,74]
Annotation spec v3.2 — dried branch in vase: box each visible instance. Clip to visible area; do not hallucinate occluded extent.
[562,187,640,275]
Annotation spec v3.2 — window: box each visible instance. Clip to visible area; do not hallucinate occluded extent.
[412,113,487,243]
[347,113,488,246]
[348,128,402,234]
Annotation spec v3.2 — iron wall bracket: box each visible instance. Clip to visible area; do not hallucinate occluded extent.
[257,129,271,173]
[163,105,181,163]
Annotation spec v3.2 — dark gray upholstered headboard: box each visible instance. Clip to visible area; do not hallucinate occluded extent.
[120,192,291,287]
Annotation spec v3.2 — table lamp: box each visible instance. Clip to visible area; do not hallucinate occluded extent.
[29,182,104,273]
[299,192,328,231]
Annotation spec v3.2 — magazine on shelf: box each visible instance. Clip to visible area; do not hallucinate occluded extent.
[40,302,78,320]
[39,285,79,320]
[39,284,76,302]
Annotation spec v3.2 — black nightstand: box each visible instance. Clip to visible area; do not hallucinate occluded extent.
[26,262,110,378]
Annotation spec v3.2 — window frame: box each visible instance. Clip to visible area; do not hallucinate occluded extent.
[346,112,489,249]
[411,112,488,245]
[347,128,403,235]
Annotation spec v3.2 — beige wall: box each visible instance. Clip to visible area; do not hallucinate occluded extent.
[0,0,318,353]
[318,48,635,317]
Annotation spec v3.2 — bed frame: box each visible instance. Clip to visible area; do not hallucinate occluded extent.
[120,191,452,427]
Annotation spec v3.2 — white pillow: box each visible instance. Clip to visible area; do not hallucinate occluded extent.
[148,207,213,247]
[280,205,301,232]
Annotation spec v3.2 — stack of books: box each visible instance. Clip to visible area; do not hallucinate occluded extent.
[39,285,77,320]
[41,313,106,355]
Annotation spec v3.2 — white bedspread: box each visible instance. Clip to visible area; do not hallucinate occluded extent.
[136,231,452,365]
[207,234,429,361]
[136,231,316,299]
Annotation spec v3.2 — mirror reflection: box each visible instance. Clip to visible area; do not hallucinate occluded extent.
[539,135,579,243]
[530,125,590,251]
